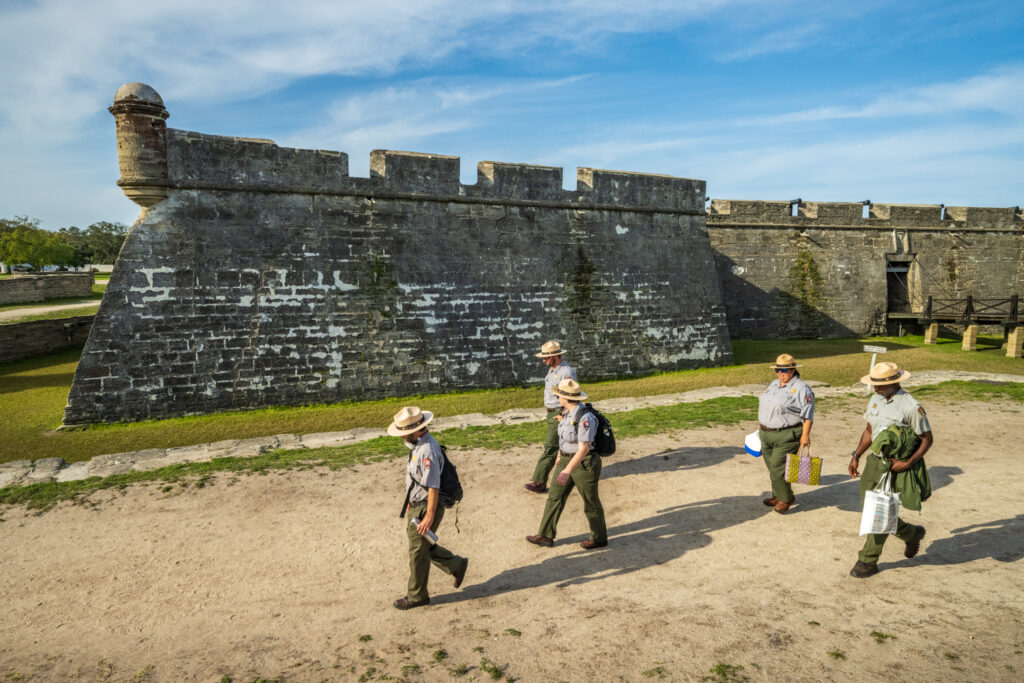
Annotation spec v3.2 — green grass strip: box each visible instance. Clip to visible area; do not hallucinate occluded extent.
[2,335,1022,464]
[3,381,1023,513]
[0,396,756,512]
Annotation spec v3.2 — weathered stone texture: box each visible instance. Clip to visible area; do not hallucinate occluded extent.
[65,85,732,424]
[0,273,93,305]
[708,200,1024,339]
[0,315,94,363]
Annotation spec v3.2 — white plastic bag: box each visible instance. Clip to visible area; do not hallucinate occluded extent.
[859,470,900,536]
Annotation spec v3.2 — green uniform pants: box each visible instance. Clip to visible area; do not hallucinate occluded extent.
[857,454,920,565]
[759,425,800,503]
[538,453,607,543]
[530,410,562,485]
[405,502,464,602]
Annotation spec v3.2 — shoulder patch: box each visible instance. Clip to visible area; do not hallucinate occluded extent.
[806,395,812,403]
[917,406,925,415]
[423,457,431,469]
[582,419,590,429]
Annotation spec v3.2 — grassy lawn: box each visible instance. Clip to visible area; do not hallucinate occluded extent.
[0,335,1021,465]
[3,380,1023,512]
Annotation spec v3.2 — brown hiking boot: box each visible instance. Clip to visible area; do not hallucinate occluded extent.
[849,561,879,578]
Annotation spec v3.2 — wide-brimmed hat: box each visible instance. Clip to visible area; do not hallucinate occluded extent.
[535,340,566,358]
[552,378,588,401]
[769,353,802,370]
[861,362,911,386]
[387,406,434,436]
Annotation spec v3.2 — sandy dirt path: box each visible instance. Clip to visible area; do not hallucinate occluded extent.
[2,398,1023,682]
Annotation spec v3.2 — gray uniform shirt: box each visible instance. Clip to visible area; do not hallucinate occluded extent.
[757,377,815,428]
[864,388,932,437]
[405,432,444,505]
[544,362,578,409]
[558,403,598,454]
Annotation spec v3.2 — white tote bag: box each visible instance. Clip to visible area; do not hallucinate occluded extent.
[859,470,900,536]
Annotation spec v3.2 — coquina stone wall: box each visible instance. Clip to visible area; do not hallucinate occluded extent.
[63,83,733,425]
[0,273,93,305]
[707,200,1024,339]
[0,316,94,364]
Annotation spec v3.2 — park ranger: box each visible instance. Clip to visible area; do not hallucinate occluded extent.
[757,353,815,513]
[848,362,933,578]
[524,340,578,494]
[390,406,468,609]
[526,378,608,549]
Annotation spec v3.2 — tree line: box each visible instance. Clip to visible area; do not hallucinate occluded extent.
[0,216,128,271]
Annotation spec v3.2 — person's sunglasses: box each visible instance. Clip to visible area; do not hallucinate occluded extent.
[775,368,793,373]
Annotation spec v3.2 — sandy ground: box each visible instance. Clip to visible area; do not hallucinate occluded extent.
[0,300,99,321]
[1,397,1023,682]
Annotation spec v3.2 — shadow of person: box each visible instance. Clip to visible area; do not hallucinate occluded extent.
[789,465,963,514]
[601,446,739,480]
[900,514,1024,567]
[433,495,762,605]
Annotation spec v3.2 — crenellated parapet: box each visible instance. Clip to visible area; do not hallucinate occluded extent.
[709,198,1022,230]
[111,84,704,214]
[68,83,729,425]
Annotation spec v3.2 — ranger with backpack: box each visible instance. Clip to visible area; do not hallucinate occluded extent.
[389,406,469,609]
[526,379,609,550]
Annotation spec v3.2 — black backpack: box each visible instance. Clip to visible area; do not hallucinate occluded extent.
[583,403,616,456]
[435,445,464,508]
[400,444,464,514]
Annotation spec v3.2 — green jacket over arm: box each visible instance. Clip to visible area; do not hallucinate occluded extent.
[870,424,931,511]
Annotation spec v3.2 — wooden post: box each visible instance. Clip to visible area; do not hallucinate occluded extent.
[924,322,939,344]
[962,323,979,351]
[1008,326,1024,358]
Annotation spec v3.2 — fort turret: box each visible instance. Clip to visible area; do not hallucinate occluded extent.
[109,82,170,207]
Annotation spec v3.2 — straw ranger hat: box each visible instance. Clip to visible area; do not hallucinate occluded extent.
[861,361,911,386]
[552,378,588,401]
[535,340,566,358]
[769,353,802,370]
[387,406,434,436]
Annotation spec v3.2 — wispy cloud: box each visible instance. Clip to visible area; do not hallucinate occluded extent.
[738,65,1024,126]
[283,76,589,177]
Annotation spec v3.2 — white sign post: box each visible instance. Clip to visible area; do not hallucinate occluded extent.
[863,344,888,373]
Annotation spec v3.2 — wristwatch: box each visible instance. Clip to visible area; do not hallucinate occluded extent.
[850,450,860,459]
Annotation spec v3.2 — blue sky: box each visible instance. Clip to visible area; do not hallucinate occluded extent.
[1,0,1023,230]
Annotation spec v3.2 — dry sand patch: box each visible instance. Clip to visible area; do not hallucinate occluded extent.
[1,399,1022,682]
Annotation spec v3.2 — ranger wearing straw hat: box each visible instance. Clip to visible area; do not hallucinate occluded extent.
[524,340,579,494]
[848,362,933,578]
[526,378,608,549]
[389,406,468,609]
[757,353,815,513]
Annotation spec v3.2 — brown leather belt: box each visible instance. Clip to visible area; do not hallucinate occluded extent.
[760,423,801,432]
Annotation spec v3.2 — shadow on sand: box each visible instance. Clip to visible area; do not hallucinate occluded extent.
[435,494,762,605]
[892,513,1024,569]
[601,446,739,480]
[788,465,963,514]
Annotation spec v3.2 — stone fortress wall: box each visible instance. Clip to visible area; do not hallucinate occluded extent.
[63,84,733,425]
[0,273,93,305]
[707,200,1024,339]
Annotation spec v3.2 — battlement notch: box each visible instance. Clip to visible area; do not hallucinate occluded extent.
[577,168,704,212]
[944,206,1021,229]
[370,150,460,195]
[869,203,942,225]
[474,161,565,201]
